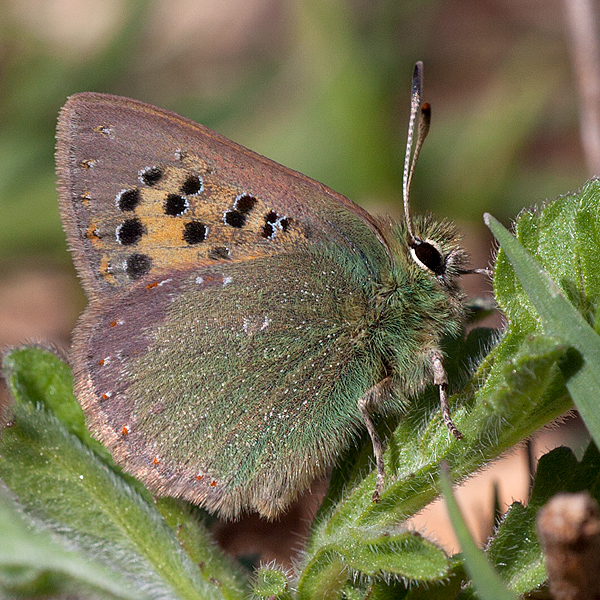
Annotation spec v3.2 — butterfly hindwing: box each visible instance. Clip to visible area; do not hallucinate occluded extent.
[73,245,381,517]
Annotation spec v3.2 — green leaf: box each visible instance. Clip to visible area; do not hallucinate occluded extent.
[300,329,571,595]
[3,346,111,456]
[484,502,545,595]
[155,498,247,599]
[2,346,153,501]
[530,442,600,508]
[483,443,600,595]
[485,201,600,447]
[298,528,449,597]
[440,465,517,600]
[0,486,137,599]
[252,566,292,600]
[0,346,246,600]
[342,531,448,577]
[403,560,467,600]
[303,185,600,593]
[314,333,570,532]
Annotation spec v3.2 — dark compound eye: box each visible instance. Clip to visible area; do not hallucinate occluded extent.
[411,241,445,275]
[139,166,163,186]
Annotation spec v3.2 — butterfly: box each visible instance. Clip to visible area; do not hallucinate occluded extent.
[57,62,476,519]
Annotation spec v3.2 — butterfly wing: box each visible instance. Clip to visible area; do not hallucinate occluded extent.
[74,250,381,518]
[57,93,391,517]
[57,93,390,296]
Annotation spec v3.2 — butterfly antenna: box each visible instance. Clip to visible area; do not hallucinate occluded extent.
[403,61,431,245]
[460,266,493,276]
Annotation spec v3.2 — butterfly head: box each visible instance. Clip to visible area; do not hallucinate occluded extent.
[407,219,469,286]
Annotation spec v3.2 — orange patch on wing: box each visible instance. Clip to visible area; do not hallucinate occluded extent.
[99,255,116,284]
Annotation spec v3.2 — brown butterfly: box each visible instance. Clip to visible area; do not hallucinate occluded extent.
[57,62,474,519]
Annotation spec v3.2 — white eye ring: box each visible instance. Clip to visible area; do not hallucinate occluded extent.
[409,239,445,275]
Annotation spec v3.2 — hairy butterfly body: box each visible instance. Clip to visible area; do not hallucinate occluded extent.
[57,63,469,519]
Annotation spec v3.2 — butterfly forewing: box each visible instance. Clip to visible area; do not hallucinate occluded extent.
[57,93,390,297]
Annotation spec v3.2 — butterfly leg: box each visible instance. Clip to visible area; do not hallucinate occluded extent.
[358,377,392,503]
[431,352,463,440]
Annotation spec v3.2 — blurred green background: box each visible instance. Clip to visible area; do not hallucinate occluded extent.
[0,0,584,261]
[0,0,588,361]
[0,0,593,564]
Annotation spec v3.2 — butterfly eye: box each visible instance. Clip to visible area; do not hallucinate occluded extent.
[410,240,446,275]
